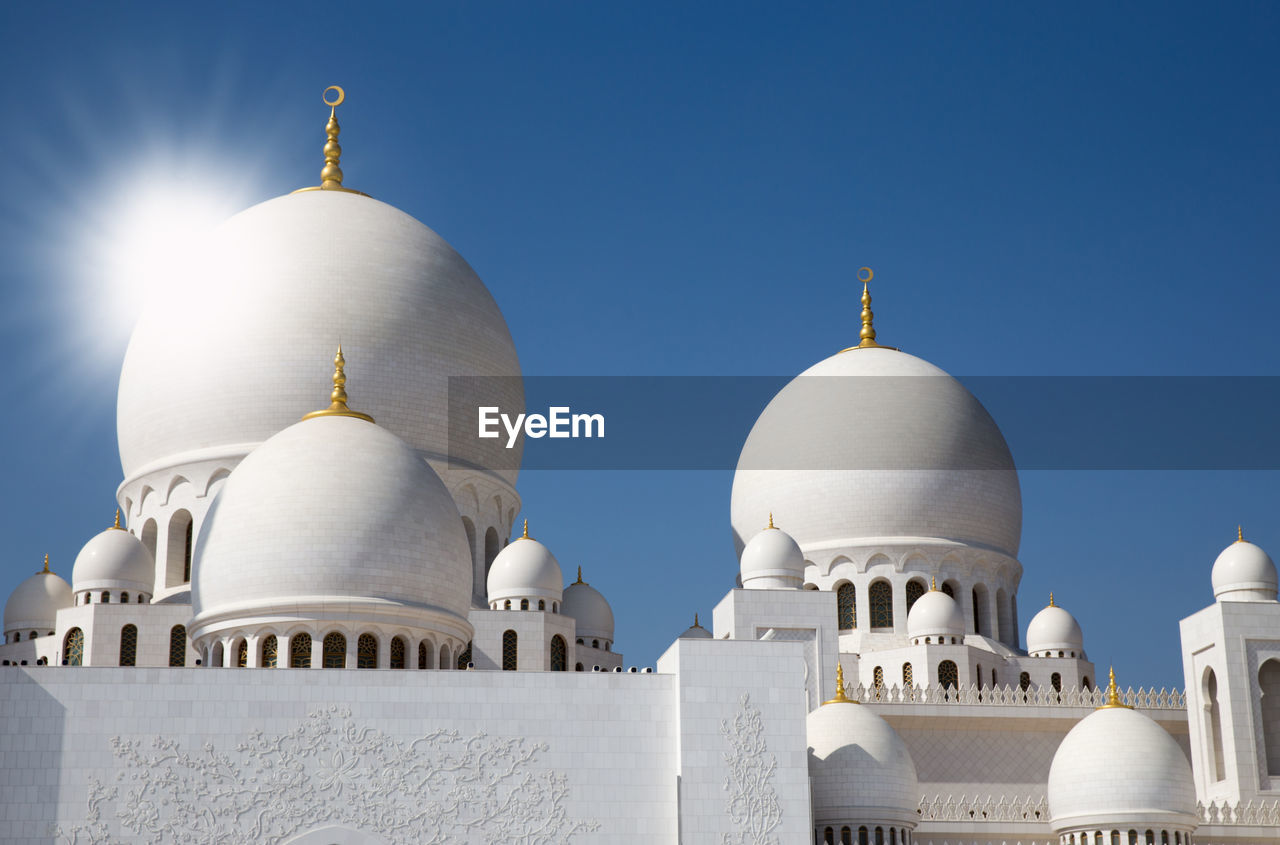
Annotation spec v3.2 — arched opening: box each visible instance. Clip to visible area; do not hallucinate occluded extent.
[869,580,893,629]
[121,591,129,603]
[940,581,956,598]
[64,628,84,666]
[876,826,884,845]
[261,635,278,668]
[1259,658,1280,775]
[905,579,926,611]
[484,527,500,581]
[439,643,449,669]
[836,582,855,630]
[520,598,529,611]
[842,827,852,845]
[357,633,378,668]
[323,632,346,668]
[118,624,137,666]
[461,516,477,580]
[972,584,989,635]
[141,518,158,567]
[101,591,110,604]
[1083,675,1092,690]
[211,642,224,668]
[502,630,518,671]
[418,640,428,669]
[164,510,195,588]
[551,635,567,671]
[289,633,311,668]
[236,639,247,668]
[1204,667,1227,781]
[390,636,406,669]
[575,662,584,671]
[903,662,913,687]
[456,641,472,669]
[938,660,958,689]
[169,625,186,666]
[859,827,869,845]
[873,665,884,696]
[996,587,1011,643]
[538,599,546,611]
[1051,672,1062,692]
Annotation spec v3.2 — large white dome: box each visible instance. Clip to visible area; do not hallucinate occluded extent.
[1047,701,1196,833]
[190,413,473,642]
[807,698,920,827]
[117,190,523,487]
[740,521,804,589]
[906,586,965,641]
[730,347,1021,558]
[4,566,72,636]
[1211,536,1278,602]
[486,531,564,605]
[71,527,153,595]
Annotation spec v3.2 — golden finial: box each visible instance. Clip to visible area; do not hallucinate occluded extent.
[575,565,586,585]
[930,576,937,591]
[1237,525,1244,543]
[293,86,370,197]
[841,268,898,352]
[111,509,122,530]
[767,512,776,530]
[693,613,702,629]
[1049,591,1055,607]
[824,661,854,704]
[522,518,530,539]
[301,346,375,423]
[1100,666,1132,709]
[41,553,49,574]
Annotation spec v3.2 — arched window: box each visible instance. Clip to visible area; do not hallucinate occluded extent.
[940,582,955,598]
[461,516,477,577]
[592,639,599,649]
[873,665,884,694]
[891,829,897,845]
[169,625,186,666]
[551,635,567,671]
[390,637,406,669]
[575,662,584,671]
[211,642,224,667]
[120,591,129,603]
[456,641,472,669]
[869,581,892,628]
[539,599,546,611]
[905,579,926,611]
[1162,832,1169,845]
[1083,675,1092,690]
[842,827,852,845]
[141,518,158,566]
[1128,830,1137,845]
[1051,672,1062,692]
[504,600,511,610]
[323,632,346,668]
[876,826,884,845]
[289,633,311,668]
[823,828,833,845]
[903,662,913,687]
[502,630,518,671]
[261,635,278,668]
[1259,658,1280,775]
[64,627,84,666]
[439,644,449,669]
[484,527,500,579]
[996,587,1010,643]
[119,624,137,666]
[938,660,958,689]
[1020,671,1031,691]
[859,827,869,845]
[837,582,856,630]
[1203,667,1227,780]
[520,599,529,611]
[236,639,247,668]
[991,668,997,688]
[11,632,18,642]
[418,641,428,669]
[137,593,144,603]
[971,585,986,635]
[101,591,110,604]
[357,633,378,668]
[1145,831,1154,845]
[183,520,193,582]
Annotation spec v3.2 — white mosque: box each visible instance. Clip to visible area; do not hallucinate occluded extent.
[1,89,1279,845]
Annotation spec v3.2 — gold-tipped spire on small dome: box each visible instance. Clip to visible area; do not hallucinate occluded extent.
[1049,591,1055,607]
[521,518,530,540]
[840,267,898,353]
[41,553,49,574]
[111,509,122,530]
[1099,666,1132,710]
[574,565,586,585]
[1237,525,1245,543]
[692,613,704,629]
[767,512,776,530]
[302,346,375,423]
[823,661,855,705]
[293,86,371,197]
[930,576,937,591]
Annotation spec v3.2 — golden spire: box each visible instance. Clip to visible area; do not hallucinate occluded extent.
[767,512,776,530]
[301,346,375,423]
[1049,591,1055,607]
[522,518,530,539]
[930,576,937,591]
[693,613,702,629]
[1100,666,1132,709]
[293,86,370,197]
[575,565,586,585]
[41,553,49,574]
[111,509,122,530]
[824,661,854,704]
[1237,525,1244,543]
[841,267,897,352]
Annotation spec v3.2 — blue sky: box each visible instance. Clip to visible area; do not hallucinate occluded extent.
[2,2,1278,687]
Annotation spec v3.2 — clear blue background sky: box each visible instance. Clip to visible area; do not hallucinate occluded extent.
[2,2,1278,687]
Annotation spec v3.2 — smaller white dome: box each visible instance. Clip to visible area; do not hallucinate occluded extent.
[740,519,804,589]
[486,523,564,605]
[72,527,154,595]
[679,615,713,639]
[906,585,965,641]
[562,568,614,642]
[1026,596,1085,656]
[1048,680,1196,834]
[808,696,920,826]
[1211,535,1278,602]
[4,562,72,634]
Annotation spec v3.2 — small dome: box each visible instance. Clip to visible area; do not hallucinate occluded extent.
[562,569,614,642]
[740,518,804,589]
[808,697,920,826]
[191,413,473,643]
[1211,534,1278,602]
[72,526,153,595]
[679,615,713,639]
[1026,596,1085,656]
[906,585,965,641]
[4,563,72,635]
[1048,688,1196,833]
[486,524,564,605]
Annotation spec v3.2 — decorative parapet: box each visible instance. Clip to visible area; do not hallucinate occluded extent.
[916,794,1049,823]
[1197,799,1280,826]
[848,682,1186,710]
